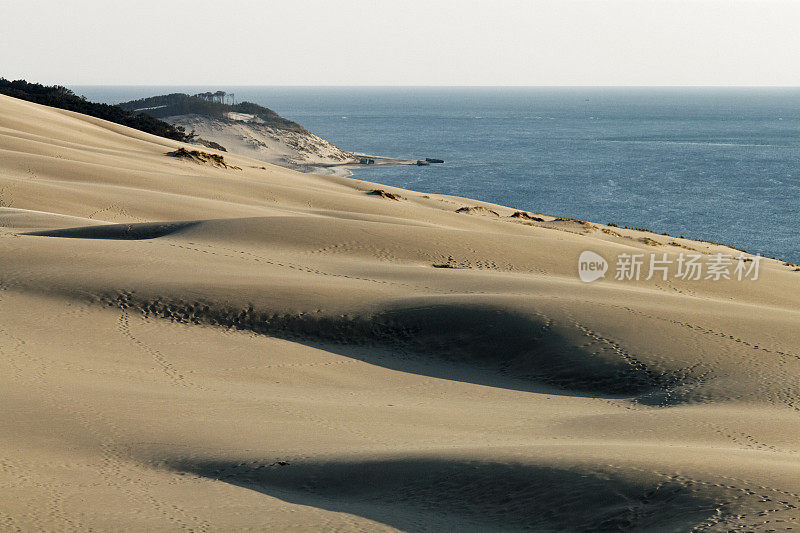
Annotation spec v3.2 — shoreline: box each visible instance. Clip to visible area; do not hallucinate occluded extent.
[294,154,420,176]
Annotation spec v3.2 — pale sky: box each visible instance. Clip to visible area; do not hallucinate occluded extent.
[2,0,800,86]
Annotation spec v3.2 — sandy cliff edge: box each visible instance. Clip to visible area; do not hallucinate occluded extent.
[163,112,416,176]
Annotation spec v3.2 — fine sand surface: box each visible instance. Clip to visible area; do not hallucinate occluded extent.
[1,93,800,531]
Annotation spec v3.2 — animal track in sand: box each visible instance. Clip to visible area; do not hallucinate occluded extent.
[0,318,72,529]
[151,239,447,294]
[574,302,800,412]
[115,305,397,449]
[87,203,146,223]
[0,288,50,384]
[597,462,800,531]
[73,290,800,529]
[309,240,401,263]
[706,423,799,456]
[616,305,799,362]
[306,235,530,275]
[114,293,208,391]
[573,322,712,405]
[215,355,357,374]
[170,456,787,532]
[431,254,497,271]
[0,292,212,531]
[568,306,800,455]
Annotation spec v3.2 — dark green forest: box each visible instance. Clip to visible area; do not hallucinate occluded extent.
[117,93,307,133]
[0,78,191,142]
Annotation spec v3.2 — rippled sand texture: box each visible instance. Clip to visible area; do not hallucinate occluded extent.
[1,94,800,532]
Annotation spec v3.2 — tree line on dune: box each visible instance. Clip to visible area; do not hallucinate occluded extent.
[117,93,308,134]
[0,78,192,142]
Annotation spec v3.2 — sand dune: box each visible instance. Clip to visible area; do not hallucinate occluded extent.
[164,112,354,166]
[1,93,800,531]
[160,113,418,176]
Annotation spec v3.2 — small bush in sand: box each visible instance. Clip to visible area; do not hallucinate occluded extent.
[367,189,405,201]
[167,148,236,169]
[510,211,544,222]
[456,206,500,216]
[554,216,590,225]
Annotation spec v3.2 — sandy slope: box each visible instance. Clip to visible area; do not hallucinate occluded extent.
[163,113,357,171]
[1,93,799,532]
[162,113,416,176]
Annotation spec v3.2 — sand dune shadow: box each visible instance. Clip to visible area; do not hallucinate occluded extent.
[163,457,724,532]
[107,295,693,400]
[24,221,201,240]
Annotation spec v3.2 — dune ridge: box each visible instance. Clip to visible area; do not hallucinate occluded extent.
[1,93,800,531]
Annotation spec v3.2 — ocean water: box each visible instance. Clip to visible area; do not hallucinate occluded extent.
[73,86,800,264]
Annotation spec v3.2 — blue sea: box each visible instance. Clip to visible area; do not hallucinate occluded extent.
[73,86,800,264]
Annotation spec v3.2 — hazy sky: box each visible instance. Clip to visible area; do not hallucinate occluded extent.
[3,0,800,86]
